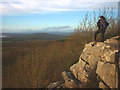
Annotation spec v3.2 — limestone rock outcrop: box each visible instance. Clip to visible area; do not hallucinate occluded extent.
[48,36,120,89]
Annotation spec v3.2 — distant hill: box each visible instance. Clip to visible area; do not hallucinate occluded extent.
[2,33,69,42]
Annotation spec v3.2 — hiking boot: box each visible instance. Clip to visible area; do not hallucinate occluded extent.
[92,41,97,47]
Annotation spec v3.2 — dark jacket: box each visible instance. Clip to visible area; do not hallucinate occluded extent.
[97,19,109,31]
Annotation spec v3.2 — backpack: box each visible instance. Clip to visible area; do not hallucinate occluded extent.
[99,19,109,29]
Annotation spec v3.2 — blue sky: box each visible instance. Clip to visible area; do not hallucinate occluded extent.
[2,11,87,32]
[1,0,119,33]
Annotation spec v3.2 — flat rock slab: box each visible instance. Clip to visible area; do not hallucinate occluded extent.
[96,61,116,88]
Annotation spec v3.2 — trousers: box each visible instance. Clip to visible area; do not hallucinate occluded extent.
[94,29,105,41]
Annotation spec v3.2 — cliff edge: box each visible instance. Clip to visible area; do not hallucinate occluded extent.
[48,36,120,89]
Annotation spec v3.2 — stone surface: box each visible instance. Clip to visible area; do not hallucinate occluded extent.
[48,36,120,89]
[62,71,81,88]
[96,61,116,88]
[70,60,90,84]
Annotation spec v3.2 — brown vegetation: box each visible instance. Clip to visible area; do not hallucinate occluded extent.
[2,7,119,88]
[2,39,83,88]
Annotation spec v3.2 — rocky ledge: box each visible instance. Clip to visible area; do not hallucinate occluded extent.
[48,36,120,89]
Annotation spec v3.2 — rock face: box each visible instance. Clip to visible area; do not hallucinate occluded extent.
[48,36,120,89]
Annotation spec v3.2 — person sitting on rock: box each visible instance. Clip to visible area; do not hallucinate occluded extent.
[94,16,109,42]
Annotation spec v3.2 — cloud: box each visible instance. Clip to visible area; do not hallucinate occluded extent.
[0,0,119,15]
[30,26,75,33]
[43,26,73,31]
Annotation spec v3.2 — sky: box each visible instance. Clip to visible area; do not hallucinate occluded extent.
[0,0,119,33]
